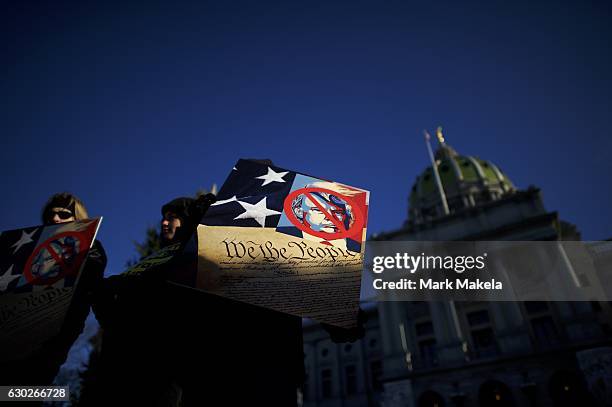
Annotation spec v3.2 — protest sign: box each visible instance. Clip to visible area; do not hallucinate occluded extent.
[193,159,369,328]
[0,219,101,362]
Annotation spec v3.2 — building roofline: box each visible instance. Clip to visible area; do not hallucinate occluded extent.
[374,187,546,241]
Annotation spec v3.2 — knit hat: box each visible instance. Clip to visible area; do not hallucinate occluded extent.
[161,197,195,222]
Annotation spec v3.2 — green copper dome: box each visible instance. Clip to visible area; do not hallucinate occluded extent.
[408,136,515,223]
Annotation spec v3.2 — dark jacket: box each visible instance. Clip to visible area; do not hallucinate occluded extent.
[166,281,304,406]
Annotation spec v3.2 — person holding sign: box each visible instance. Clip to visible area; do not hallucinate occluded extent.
[93,159,366,406]
[39,193,107,384]
[167,160,366,406]
[0,192,106,387]
[91,194,216,406]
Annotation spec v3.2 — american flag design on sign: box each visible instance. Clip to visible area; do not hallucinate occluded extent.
[0,219,101,295]
[203,159,369,252]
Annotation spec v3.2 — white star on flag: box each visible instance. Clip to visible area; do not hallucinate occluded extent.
[11,228,37,254]
[0,265,19,292]
[234,197,281,227]
[211,195,238,206]
[255,167,288,186]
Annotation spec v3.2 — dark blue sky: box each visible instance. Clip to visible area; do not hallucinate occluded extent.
[2,0,611,278]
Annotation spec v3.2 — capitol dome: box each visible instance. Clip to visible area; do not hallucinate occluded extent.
[408,129,516,224]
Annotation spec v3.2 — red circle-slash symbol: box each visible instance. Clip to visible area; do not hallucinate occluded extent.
[283,187,365,241]
[23,231,90,286]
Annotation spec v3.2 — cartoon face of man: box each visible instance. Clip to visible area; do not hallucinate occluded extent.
[32,248,61,280]
[292,192,353,234]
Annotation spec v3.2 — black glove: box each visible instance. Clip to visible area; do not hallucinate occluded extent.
[322,308,367,343]
[191,193,217,223]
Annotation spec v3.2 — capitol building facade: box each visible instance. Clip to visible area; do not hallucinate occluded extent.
[302,133,612,407]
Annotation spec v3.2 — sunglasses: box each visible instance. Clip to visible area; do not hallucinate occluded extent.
[49,210,74,220]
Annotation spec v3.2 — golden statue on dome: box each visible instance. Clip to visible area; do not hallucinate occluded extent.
[436,126,445,144]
